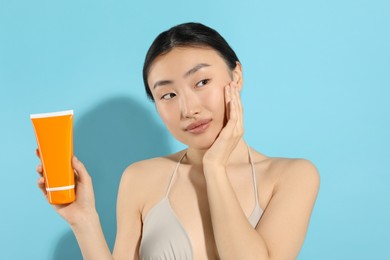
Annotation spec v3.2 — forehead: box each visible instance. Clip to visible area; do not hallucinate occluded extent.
[148,47,229,80]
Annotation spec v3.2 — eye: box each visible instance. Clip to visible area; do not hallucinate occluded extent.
[196,79,210,88]
[161,93,176,100]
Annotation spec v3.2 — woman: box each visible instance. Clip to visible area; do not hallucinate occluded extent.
[36,22,320,260]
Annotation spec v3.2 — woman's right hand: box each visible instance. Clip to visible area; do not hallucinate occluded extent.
[36,150,97,226]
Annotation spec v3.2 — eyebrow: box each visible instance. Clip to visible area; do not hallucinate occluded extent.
[183,63,211,78]
[153,80,173,89]
[153,63,211,89]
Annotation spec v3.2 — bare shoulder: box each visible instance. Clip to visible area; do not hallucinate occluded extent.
[247,154,320,258]
[265,157,320,195]
[122,152,184,181]
[119,151,187,199]
[115,152,187,255]
[250,150,319,208]
[251,149,319,183]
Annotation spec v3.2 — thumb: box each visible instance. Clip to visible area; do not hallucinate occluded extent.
[72,156,90,183]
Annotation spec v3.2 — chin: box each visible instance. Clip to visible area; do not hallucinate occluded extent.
[180,132,220,150]
[190,141,213,150]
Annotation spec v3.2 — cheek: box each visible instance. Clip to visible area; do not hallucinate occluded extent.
[156,104,179,127]
[202,85,226,116]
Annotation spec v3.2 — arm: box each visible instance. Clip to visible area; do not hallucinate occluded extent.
[37,156,113,260]
[254,159,320,259]
[112,165,143,260]
[37,156,143,260]
[71,212,113,260]
[72,163,144,260]
[203,84,320,259]
[204,159,319,260]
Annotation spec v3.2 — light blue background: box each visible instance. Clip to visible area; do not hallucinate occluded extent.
[1,0,389,259]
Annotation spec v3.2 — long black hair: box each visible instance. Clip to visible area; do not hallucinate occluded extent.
[143,22,240,101]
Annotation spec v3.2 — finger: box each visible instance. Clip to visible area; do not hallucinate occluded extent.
[222,92,238,136]
[228,83,243,139]
[234,83,243,118]
[36,164,44,176]
[225,83,233,103]
[72,156,91,183]
[232,83,244,128]
[37,177,47,196]
[224,83,232,120]
[236,87,243,128]
[35,148,41,159]
[229,84,238,121]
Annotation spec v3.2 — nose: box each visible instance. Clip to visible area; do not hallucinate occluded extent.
[180,90,200,119]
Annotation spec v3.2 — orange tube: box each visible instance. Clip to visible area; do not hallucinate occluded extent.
[31,110,75,204]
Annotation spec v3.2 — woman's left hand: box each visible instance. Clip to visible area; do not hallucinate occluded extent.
[203,81,244,167]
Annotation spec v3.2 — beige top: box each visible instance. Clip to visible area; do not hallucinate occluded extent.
[139,148,263,259]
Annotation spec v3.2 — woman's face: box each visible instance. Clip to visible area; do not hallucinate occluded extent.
[147,47,242,150]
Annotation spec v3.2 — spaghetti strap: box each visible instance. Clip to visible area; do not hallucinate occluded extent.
[248,146,259,207]
[247,145,263,227]
[139,147,263,259]
[165,151,187,197]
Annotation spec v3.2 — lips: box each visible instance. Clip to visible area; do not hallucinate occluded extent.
[185,119,212,134]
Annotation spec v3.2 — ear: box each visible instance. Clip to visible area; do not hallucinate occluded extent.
[232,61,244,91]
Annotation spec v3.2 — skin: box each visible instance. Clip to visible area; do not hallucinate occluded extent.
[36,47,320,260]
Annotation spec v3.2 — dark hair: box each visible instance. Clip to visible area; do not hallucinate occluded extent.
[142,22,240,101]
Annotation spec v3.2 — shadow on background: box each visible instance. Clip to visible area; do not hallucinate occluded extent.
[52,96,171,259]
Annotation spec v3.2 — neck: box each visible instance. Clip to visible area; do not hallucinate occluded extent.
[185,138,250,166]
